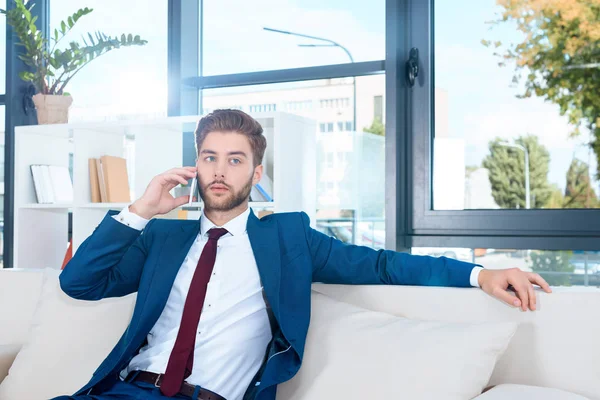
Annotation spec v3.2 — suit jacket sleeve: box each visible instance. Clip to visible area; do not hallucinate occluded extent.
[300,212,476,287]
[59,210,156,300]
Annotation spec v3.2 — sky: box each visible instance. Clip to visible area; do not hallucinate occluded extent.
[42,0,596,194]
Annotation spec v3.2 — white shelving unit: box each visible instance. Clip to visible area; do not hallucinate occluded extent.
[14,112,316,269]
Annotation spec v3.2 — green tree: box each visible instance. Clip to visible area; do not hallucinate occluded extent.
[544,183,565,208]
[482,135,551,208]
[563,158,599,208]
[530,250,574,286]
[363,116,385,136]
[482,0,600,176]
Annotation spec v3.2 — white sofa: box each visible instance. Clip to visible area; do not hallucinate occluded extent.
[0,268,598,399]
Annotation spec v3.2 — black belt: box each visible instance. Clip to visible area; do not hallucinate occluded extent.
[126,370,226,400]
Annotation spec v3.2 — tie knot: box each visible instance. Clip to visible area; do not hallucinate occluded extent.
[207,227,228,241]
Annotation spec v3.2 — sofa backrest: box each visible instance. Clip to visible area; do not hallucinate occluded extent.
[1,269,599,398]
[313,283,600,399]
[0,269,44,345]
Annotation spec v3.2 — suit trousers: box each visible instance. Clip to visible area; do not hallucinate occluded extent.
[49,377,198,399]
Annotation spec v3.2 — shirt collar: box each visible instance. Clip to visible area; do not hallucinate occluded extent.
[200,207,250,237]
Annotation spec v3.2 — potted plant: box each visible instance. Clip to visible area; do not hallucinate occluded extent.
[1,0,147,124]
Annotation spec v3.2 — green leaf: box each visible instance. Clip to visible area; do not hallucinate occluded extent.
[53,28,59,42]
[68,16,74,28]
[60,20,66,33]
[18,71,35,82]
[127,33,132,43]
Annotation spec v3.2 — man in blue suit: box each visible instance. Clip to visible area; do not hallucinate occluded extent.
[55,109,551,400]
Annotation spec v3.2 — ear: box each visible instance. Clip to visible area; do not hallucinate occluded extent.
[252,164,263,185]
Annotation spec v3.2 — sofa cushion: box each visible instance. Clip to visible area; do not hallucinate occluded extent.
[313,284,600,398]
[474,384,590,399]
[277,292,518,400]
[0,269,44,344]
[0,269,136,400]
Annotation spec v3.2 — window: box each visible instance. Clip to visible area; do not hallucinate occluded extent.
[412,247,600,287]
[432,0,600,211]
[320,97,350,109]
[202,75,385,248]
[0,0,5,93]
[406,0,600,247]
[345,121,353,131]
[249,104,276,113]
[0,106,4,267]
[50,0,168,121]
[202,0,384,75]
[286,100,312,111]
[0,0,6,266]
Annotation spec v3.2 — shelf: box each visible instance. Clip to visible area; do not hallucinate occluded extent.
[19,203,73,209]
[78,202,131,209]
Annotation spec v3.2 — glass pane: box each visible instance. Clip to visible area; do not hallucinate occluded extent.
[0,0,5,94]
[201,75,386,248]
[433,0,600,210]
[0,106,5,267]
[50,0,167,121]
[202,0,384,75]
[412,247,600,287]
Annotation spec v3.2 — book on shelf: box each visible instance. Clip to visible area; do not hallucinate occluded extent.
[89,155,131,203]
[88,159,101,202]
[30,164,73,204]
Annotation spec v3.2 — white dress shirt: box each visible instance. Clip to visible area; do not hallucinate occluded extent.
[113,207,272,400]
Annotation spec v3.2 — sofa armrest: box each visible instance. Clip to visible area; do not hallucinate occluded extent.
[0,344,22,384]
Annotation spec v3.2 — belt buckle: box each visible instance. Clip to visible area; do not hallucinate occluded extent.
[154,373,164,387]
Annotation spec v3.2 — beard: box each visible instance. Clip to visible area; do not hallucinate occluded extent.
[199,175,254,212]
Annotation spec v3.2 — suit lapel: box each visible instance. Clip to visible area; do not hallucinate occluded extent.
[142,220,200,319]
[247,209,282,322]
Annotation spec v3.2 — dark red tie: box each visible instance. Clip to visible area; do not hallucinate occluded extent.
[160,227,228,397]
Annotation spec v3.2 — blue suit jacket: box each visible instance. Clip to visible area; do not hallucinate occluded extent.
[60,209,477,400]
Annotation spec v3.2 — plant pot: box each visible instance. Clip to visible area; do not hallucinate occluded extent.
[32,94,73,124]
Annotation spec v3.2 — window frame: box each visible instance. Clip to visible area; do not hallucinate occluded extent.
[407,0,600,251]
[3,0,49,268]
[168,0,398,248]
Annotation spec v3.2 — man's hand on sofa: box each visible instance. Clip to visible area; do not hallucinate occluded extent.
[478,268,552,312]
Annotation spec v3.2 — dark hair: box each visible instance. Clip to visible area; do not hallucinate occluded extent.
[195,109,267,167]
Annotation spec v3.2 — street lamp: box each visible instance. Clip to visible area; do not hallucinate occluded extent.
[264,27,359,244]
[263,27,356,135]
[499,141,530,209]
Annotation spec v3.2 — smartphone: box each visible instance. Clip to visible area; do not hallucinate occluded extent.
[188,176,197,205]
